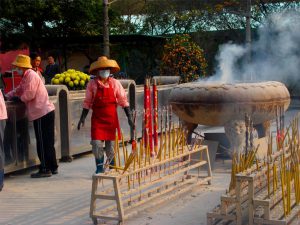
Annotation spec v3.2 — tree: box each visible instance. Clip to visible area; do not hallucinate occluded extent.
[110,1,300,35]
[0,0,122,50]
[160,34,207,83]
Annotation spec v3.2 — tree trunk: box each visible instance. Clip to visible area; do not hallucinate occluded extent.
[103,0,110,57]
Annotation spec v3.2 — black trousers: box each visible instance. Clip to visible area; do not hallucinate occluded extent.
[33,110,58,172]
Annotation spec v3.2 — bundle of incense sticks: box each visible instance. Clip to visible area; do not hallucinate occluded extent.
[143,78,154,155]
[227,114,300,218]
[153,78,158,155]
[120,111,187,170]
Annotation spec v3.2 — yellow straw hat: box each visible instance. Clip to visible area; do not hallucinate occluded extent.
[89,56,120,74]
[12,54,32,69]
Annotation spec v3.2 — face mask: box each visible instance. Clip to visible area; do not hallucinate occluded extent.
[12,68,23,76]
[97,70,110,79]
[16,68,23,75]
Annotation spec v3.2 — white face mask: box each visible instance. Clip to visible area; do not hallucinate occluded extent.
[16,68,23,75]
[12,68,23,76]
[97,69,110,79]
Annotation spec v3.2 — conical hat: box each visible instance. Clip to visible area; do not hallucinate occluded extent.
[89,56,120,74]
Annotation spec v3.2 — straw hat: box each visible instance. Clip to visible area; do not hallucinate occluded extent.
[89,56,120,74]
[12,54,32,69]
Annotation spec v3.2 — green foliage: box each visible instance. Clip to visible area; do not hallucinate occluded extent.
[0,0,121,39]
[160,34,207,83]
[111,1,300,35]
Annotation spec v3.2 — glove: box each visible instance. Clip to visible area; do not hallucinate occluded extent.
[11,96,22,102]
[124,107,135,141]
[77,108,89,130]
[124,107,134,129]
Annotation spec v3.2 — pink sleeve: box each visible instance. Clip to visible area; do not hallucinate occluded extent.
[114,79,129,107]
[19,72,39,103]
[82,81,95,109]
[6,89,16,99]
[6,71,31,99]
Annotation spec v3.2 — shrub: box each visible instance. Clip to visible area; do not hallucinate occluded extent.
[160,34,207,83]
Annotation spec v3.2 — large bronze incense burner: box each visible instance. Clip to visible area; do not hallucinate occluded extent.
[168,81,290,154]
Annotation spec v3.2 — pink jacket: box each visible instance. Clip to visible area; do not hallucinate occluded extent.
[83,77,129,109]
[0,91,7,120]
[7,69,55,121]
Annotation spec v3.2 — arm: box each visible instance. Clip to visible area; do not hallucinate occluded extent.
[19,71,39,103]
[78,81,94,130]
[113,79,134,139]
[77,108,89,130]
[124,106,135,141]
[114,79,129,108]
[6,70,38,101]
[82,81,95,109]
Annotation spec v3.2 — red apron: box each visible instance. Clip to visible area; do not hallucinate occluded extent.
[91,81,121,140]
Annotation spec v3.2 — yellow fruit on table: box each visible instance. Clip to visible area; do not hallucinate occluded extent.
[70,74,76,80]
[59,77,64,83]
[68,81,74,88]
[53,79,59,84]
[80,80,85,87]
[65,77,71,83]
[51,68,89,90]
[80,74,86,81]
[67,69,75,73]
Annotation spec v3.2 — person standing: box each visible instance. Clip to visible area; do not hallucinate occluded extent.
[30,52,45,84]
[77,56,134,173]
[44,54,60,84]
[6,54,58,178]
[0,89,7,190]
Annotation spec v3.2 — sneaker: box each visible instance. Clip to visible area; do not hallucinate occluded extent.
[51,169,58,175]
[31,170,52,178]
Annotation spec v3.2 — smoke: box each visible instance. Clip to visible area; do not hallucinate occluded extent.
[213,43,247,82]
[206,10,300,89]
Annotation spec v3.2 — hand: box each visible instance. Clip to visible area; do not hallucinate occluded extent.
[11,96,22,102]
[128,139,137,148]
[77,118,85,130]
[129,120,135,142]
[124,107,135,129]
[77,108,89,130]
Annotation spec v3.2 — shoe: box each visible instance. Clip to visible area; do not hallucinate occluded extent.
[51,169,58,175]
[31,170,52,178]
[95,166,104,174]
[95,158,104,174]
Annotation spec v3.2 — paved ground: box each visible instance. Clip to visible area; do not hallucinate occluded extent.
[2,108,299,225]
[0,152,231,225]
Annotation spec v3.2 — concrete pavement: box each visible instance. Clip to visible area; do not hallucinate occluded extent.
[0,152,231,225]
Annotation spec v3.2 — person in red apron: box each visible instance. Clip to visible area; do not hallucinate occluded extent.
[77,56,134,173]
